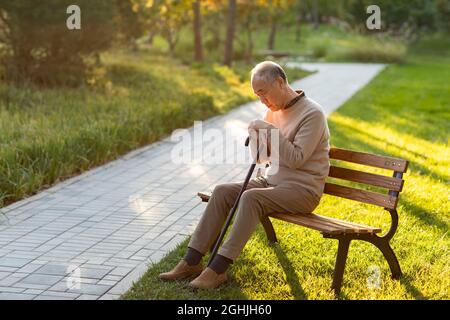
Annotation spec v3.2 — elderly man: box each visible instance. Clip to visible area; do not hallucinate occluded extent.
[159,61,330,289]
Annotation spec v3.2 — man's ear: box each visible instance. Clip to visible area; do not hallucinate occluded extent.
[277,76,284,88]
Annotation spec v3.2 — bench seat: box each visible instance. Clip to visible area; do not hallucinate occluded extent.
[198,192,381,235]
[269,212,381,235]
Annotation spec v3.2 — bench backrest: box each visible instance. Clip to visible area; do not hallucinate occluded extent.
[324,148,409,211]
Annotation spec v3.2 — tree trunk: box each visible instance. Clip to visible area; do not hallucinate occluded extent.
[167,29,177,55]
[312,0,319,29]
[147,31,154,46]
[245,17,253,64]
[295,0,302,43]
[192,0,203,62]
[223,0,236,66]
[267,18,277,50]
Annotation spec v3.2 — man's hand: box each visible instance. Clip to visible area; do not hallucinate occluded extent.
[248,119,276,131]
[247,119,276,164]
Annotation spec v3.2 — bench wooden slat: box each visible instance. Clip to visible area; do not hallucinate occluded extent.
[269,212,381,235]
[270,212,340,234]
[330,148,408,173]
[306,212,381,233]
[296,216,371,234]
[329,166,404,192]
[324,183,398,210]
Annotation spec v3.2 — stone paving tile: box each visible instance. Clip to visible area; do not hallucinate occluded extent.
[0,257,31,268]
[0,286,26,293]
[23,288,45,295]
[98,293,120,300]
[0,292,36,300]
[102,275,123,282]
[33,295,73,300]
[77,267,111,280]
[0,273,29,287]
[20,274,64,286]
[66,283,112,296]
[76,294,101,300]
[0,63,384,299]
[47,280,71,292]
[0,271,11,281]
[34,263,73,276]
[13,282,51,291]
[108,267,133,277]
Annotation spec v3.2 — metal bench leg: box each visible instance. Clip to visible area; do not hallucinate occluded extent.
[372,239,402,279]
[332,238,351,296]
[260,215,278,244]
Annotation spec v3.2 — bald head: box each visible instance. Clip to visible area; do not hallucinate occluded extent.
[250,61,288,85]
[251,61,298,112]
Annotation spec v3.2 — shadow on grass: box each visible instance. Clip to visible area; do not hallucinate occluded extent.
[399,275,428,300]
[254,230,308,300]
[272,242,309,300]
[399,196,449,234]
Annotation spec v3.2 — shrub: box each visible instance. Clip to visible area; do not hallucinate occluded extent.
[0,0,116,86]
[333,37,407,63]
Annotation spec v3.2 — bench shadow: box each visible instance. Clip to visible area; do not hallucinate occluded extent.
[254,230,309,300]
[399,275,428,300]
[399,196,449,234]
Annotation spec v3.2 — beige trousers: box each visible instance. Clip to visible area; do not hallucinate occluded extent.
[188,177,321,261]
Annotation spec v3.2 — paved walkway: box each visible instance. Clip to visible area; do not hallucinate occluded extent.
[0,63,385,300]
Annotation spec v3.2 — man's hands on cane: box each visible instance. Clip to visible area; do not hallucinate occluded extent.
[248,119,276,164]
[248,119,275,131]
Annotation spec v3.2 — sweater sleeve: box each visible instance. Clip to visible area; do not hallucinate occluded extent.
[276,110,326,169]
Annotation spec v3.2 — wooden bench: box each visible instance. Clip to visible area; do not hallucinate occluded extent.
[197,147,409,295]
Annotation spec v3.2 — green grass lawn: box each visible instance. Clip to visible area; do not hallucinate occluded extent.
[122,35,449,300]
[0,49,308,208]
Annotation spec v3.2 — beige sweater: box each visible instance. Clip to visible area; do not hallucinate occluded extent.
[262,92,330,198]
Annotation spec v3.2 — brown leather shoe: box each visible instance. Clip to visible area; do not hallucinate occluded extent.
[159,260,203,281]
[188,267,228,289]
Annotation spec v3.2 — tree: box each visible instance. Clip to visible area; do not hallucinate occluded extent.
[201,0,227,59]
[265,0,293,50]
[116,0,145,50]
[295,0,303,43]
[141,0,191,55]
[234,0,271,63]
[348,0,443,33]
[0,0,116,86]
[312,0,319,28]
[130,0,163,46]
[234,0,261,64]
[192,0,203,61]
[223,0,236,66]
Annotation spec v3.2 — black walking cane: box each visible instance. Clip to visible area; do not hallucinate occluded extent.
[207,135,260,266]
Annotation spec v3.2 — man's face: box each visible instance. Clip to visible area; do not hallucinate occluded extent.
[251,77,284,112]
